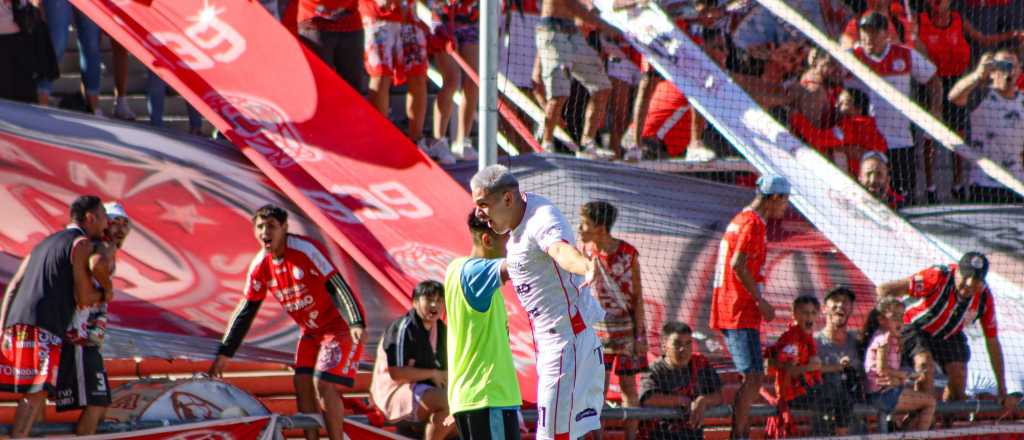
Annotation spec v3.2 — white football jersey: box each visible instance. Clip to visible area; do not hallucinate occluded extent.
[505,193,605,334]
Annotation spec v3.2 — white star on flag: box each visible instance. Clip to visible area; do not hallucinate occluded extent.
[122,156,213,202]
[157,200,216,234]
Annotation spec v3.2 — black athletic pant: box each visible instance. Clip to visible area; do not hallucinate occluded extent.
[454,407,521,440]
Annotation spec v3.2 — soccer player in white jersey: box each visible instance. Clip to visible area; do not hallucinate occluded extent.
[471,165,605,440]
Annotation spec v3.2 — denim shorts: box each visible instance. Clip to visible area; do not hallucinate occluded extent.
[721,328,764,374]
[868,387,903,413]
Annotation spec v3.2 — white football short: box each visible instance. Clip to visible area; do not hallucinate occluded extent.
[533,325,605,440]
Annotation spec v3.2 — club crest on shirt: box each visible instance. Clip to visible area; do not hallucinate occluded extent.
[891,59,906,73]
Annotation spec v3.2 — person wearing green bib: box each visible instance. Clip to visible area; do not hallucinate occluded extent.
[444,211,523,439]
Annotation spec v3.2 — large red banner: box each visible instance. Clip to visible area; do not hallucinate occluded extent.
[63,0,539,399]
[0,104,405,357]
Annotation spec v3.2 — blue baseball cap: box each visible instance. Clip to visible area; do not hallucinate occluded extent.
[756,175,791,196]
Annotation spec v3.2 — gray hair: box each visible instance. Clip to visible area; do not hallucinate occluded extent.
[470,165,519,194]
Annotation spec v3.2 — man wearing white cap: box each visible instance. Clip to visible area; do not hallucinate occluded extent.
[54,201,132,435]
[710,175,790,439]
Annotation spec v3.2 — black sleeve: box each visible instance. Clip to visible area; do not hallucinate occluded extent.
[696,366,723,396]
[217,299,263,357]
[326,273,365,328]
[638,365,667,405]
[382,321,402,367]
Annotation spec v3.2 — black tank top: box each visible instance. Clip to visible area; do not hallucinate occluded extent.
[6,227,85,335]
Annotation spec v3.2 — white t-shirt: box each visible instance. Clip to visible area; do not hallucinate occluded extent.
[967,89,1024,188]
[505,192,605,334]
[845,43,937,149]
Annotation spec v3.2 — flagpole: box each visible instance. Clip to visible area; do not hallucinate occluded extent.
[478,0,499,169]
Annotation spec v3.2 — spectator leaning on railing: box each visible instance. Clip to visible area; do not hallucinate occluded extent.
[876,252,1020,417]
[948,48,1024,204]
[638,322,724,440]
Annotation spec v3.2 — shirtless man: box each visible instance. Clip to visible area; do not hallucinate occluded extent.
[535,0,621,155]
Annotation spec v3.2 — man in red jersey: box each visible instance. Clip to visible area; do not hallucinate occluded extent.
[710,175,789,439]
[210,205,366,440]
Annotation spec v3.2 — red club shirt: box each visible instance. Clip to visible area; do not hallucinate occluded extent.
[769,324,822,402]
[244,234,362,335]
[916,11,971,78]
[291,0,363,32]
[581,240,640,353]
[710,208,767,330]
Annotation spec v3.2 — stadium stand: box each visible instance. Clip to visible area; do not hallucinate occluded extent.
[2,0,1024,437]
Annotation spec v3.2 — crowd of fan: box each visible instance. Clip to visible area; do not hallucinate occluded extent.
[3,0,1023,205]
[367,195,1020,440]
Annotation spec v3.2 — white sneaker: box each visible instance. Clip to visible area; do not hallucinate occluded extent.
[457,140,479,161]
[425,138,456,165]
[541,141,556,153]
[684,141,716,161]
[575,139,599,159]
[623,147,643,162]
[113,97,136,120]
[595,148,616,160]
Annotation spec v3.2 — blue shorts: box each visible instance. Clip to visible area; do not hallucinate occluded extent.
[721,328,764,374]
[868,387,904,413]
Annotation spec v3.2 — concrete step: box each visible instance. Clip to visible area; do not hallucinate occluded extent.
[97,94,191,118]
[58,49,151,78]
[53,72,149,96]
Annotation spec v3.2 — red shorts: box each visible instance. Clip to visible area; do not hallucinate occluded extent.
[295,329,363,386]
[363,19,428,84]
[641,79,692,157]
[603,353,649,376]
[0,324,63,394]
